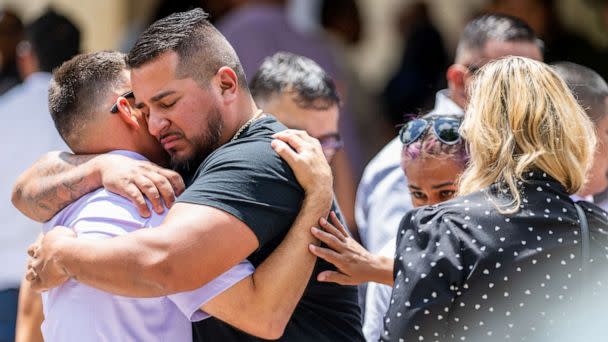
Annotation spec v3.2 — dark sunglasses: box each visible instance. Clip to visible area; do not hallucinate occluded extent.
[399,117,462,145]
[110,91,135,113]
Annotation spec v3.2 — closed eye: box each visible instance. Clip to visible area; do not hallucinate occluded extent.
[159,101,176,109]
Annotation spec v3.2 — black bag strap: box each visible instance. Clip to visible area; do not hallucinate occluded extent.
[574,203,590,284]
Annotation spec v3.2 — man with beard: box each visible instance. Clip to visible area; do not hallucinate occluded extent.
[13,8,364,342]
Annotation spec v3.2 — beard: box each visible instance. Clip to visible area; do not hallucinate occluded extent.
[170,105,224,174]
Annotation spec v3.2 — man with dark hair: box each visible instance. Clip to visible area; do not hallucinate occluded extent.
[14,8,364,342]
[552,62,608,208]
[250,52,342,162]
[356,13,543,341]
[0,9,79,342]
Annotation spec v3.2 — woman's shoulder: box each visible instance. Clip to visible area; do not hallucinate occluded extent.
[575,200,608,233]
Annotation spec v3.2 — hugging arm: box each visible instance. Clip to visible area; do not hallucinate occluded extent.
[201,130,334,339]
[12,151,184,222]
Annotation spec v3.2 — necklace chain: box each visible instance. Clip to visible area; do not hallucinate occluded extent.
[230,109,264,142]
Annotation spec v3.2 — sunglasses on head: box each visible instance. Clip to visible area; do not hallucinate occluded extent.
[110,90,135,113]
[399,116,462,146]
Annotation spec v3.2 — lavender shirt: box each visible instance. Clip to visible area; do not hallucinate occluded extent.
[40,150,254,342]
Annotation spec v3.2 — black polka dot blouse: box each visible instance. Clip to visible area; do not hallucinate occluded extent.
[381,171,608,341]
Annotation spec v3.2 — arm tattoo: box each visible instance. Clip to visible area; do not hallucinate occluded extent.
[13,153,101,221]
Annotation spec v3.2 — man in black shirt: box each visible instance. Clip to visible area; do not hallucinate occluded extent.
[14,8,363,342]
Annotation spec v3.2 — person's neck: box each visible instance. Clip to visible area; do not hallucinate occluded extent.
[82,129,155,162]
[448,91,466,109]
[223,97,261,143]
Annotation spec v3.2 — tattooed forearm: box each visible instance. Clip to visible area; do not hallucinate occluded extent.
[12,152,102,222]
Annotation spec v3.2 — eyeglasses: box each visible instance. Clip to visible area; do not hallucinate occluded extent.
[317,132,343,161]
[110,90,135,113]
[399,117,462,146]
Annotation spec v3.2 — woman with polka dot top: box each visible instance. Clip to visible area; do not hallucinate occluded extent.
[315,56,608,341]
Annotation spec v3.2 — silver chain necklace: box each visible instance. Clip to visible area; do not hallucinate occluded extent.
[230,109,264,142]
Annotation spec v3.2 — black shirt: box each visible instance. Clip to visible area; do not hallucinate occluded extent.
[382,171,608,341]
[176,115,364,342]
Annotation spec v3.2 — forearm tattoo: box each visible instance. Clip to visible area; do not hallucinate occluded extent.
[14,153,99,220]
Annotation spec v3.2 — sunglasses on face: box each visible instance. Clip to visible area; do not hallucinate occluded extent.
[110,90,135,113]
[399,117,462,146]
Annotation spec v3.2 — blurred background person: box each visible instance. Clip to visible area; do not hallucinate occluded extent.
[319,0,393,168]
[381,1,449,128]
[552,62,608,209]
[0,9,79,342]
[484,0,608,79]
[250,52,342,163]
[249,52,360,234]
[0,9,23,96]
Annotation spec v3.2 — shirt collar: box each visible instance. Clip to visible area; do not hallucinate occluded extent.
[429,89,464,116]
[107,150,149,161]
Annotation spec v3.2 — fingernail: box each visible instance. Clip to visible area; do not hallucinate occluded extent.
[311,227,319,234]
[320,217,327,225]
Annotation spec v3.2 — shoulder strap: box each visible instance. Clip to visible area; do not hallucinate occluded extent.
[574,203,590,283]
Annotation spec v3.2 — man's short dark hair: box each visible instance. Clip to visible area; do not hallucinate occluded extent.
[48,51,127,148]
[456,14,540,61]
[25,9,80,73]
[552,62,608,123]
[127,8,247,89]
[249,52,340,110]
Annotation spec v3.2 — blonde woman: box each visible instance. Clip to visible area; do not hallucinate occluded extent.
[374,57,608,341]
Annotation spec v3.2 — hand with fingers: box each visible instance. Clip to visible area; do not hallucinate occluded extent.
[26,227,75,292]
[271,129,333,200]
[97,154,185,218]
[308,212,395,286]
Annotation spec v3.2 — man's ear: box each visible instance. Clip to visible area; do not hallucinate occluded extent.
[446,64,466,91]
[216,66,238,101]
[115,98,140,129]
[446,64,468,108]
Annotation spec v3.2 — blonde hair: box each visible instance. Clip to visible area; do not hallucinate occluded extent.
[458,56,596,213]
